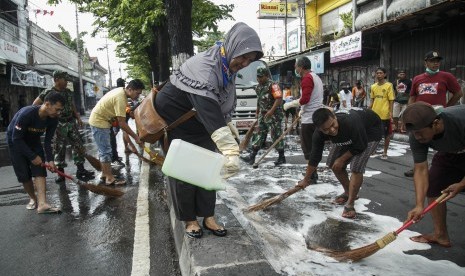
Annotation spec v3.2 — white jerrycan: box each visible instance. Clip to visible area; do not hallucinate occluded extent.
[162,139,227,191]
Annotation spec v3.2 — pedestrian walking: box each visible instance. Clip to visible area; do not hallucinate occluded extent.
[7,91,65,214]
[297,107,382,219]
[89,79,144,186]
[241,67,285,166]
[404,50,463,177]
[369,67,395,160]
[392,69,411,133]
[33,71,95,182]
[403,102,465,248]
[154,22,263,239]
[284,56,324,183]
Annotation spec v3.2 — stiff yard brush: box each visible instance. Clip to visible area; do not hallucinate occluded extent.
[42,164,124,197]
[308,192,449,262]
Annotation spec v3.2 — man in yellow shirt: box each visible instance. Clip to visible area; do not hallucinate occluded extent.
[369,67,395,159]
[89,79,144,185]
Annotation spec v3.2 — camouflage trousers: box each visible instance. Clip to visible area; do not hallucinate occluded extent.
[251,114,284,151]
[54,121,85,168]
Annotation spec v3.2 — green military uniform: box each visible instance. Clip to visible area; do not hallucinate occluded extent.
[38,87,86,167]
[38,71,93,181]
[252,78,284,150]
[241,67,286,166]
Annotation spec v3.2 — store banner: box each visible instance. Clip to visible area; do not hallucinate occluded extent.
[0,38,27,64]
[11,66,48,88]
[306,52,325,74]
[330,31,362,63]
[259,2,299,18]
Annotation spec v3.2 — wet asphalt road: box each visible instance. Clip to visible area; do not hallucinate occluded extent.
[0,124,464,275]
[0,125,180,276]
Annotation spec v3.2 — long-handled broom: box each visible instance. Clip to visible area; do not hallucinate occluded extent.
[239,120,258,151]
[246,184,305,212]
[77,147,102,171]
[252,115,300,169]
[42,164,124,197]
[143,146,165,166]
[308,192,449,261]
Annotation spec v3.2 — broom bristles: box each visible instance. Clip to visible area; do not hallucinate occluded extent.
[245,185,304,213]
[85,154,102,171]
[246,194,284,212]
[81,183,124,197]
[310,232,397,262]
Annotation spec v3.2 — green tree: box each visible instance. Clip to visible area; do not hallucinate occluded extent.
[196,30,225,53]
[47,0,233,83]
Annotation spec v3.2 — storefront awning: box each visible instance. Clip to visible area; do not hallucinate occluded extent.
[34,63,95,84]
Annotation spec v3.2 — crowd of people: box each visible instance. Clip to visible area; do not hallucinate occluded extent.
[4,21,464,251]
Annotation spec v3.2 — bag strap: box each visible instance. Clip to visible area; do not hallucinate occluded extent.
[166,109,196,131]
[161,109,196,153]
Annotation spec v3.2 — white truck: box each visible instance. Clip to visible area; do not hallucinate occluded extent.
[232,60,271,132]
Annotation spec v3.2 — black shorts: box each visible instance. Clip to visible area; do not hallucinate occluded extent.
[427,152,465,197]
[381,119,392,138]
[8,144,47,183]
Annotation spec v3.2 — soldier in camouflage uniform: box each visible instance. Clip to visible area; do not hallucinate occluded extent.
[241,67,286,166]
[33,71,94,182]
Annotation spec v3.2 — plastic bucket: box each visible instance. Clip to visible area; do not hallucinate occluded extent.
[161,139,227,191]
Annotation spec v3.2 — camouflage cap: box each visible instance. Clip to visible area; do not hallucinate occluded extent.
[53,70,70,80]
[256,67,269,77]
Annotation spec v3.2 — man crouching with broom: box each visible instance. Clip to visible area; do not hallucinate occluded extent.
[7,91,65,214]
[297,107,382,218]
[403,102,465,248]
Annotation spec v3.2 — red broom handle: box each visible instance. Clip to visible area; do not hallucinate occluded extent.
[41,163,73,180]
[395,192,448,235]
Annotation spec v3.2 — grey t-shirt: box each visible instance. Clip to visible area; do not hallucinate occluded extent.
[410,105,465,163]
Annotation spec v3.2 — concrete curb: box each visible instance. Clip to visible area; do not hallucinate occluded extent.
[164,178,279,276]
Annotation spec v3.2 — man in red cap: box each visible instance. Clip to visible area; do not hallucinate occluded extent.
[403,102,465,247]
[404,50,463,177]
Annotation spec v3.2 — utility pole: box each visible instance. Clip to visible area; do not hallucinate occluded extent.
[285,0,288,56]
[105,36,112,89]
[75,3,85,113]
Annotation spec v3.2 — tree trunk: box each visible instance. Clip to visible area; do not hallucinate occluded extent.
[165,0,194,70]
[157,18,171,82]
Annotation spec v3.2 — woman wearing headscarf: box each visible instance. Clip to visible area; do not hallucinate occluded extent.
[155,23,263,239]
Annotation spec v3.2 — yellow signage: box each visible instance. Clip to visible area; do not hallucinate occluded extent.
[259,2,299,18]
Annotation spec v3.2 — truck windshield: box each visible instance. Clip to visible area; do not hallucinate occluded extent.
[235,60,267,88]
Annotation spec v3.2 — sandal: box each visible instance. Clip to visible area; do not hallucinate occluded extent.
[342,206,356,219]
[26,201,37,210]
[105,179,126,186]
[333,193,349,205]
[37,206,61,214]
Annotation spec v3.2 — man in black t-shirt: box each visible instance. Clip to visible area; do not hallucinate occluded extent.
[297,107,382,219]
[7,92,65,214]
[403,102,465,248]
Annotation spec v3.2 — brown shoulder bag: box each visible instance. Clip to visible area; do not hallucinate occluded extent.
[134,90,196,148]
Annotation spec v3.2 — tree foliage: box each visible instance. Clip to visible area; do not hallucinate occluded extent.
[47,0,234,83]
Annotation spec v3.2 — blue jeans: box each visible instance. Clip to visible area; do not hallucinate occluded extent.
[91,126,112,163]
